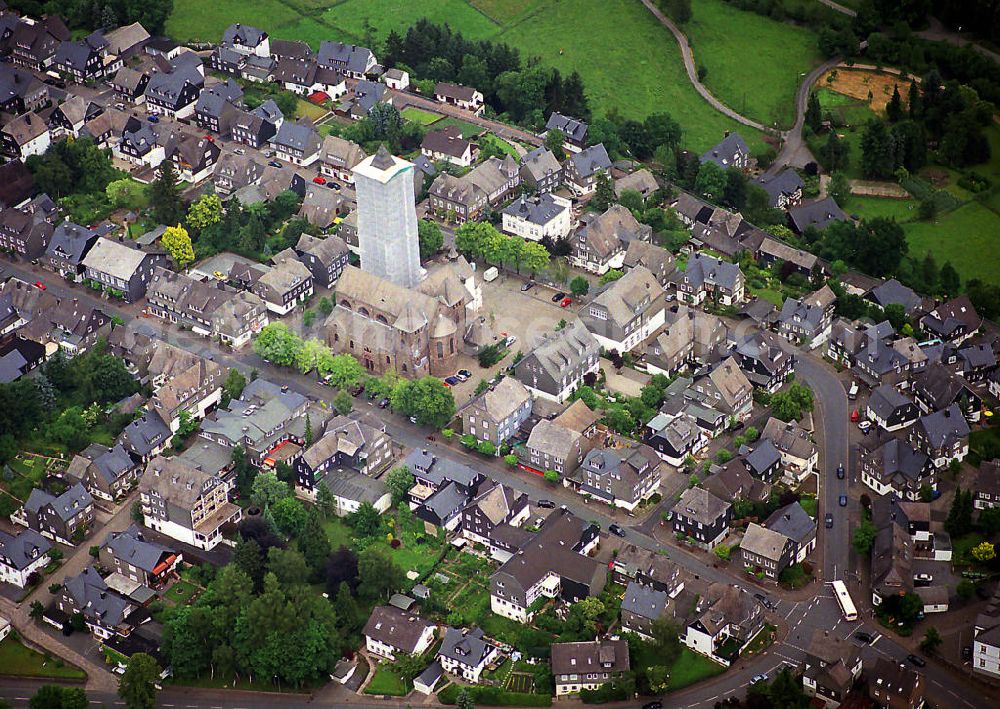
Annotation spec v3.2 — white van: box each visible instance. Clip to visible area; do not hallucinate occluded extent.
[848,381,859,400]
[483,266,499,282]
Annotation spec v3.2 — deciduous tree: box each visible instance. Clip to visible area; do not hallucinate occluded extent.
[161,225,194,268]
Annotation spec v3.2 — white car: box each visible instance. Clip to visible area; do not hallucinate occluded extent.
[857,420,872,434]
[914,573,933,585]
[751,673,768,684]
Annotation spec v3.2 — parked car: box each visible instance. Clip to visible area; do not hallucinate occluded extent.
[608,523,626,538]
[559,297,572,308]
[837,463,845,479]
[537,499,555,509]
[906,654,926,667]
[853,631,874,644]
[963,645,973,662]
[520,281,535,292]
[313,176,326,185]
[32,281,45,290]
[858,420,872,434]
[750,674,768,684]
[146,114,159,123]
[504,335,517,348]
[408,416,418,424]
[377,398,390,409]
[268,161,282,168]
[825,513,834,528]
[349,383,365,397]
[642,703,663,709]
[914,573,933,586]
[444,376,460,386]
[551,291,566,302]
[458,369,472,379]
[839,495,848,507]
[848,381,859,400]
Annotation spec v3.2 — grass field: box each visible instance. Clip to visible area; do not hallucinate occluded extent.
[325,0,499,41]
[296,99,329,121]
[400,107,443,126]
[667,649,726,690]
[364,663,409,696]
[685,0,820,129]
[903,201,1000,285]
[0,637,86,680]
[843,195,918,221]
[807,89,877,180]
[166,0,300,42]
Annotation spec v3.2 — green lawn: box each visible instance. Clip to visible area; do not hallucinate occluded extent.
[166,0,301,42]
[433,116,484,139]
[843,195,918,222]
[322,517,354,549]
[401,107,444,126]
[685,0,820,129]
[479,133,518,157]
[165,579,199,605]
[296,99,328,121]
[499,0,766,152]
[364,663,409,696]
[0,637,86,680]
[902,201,1000,285]
[667,649,725,690]
[326,0,500,42]
[749,287,784,306]
[468,0,539,23]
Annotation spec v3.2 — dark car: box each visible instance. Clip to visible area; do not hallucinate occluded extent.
[146,115,159,123]
[349,383,365,397]
[839,494,848,507]
[551,291,566,302]
[963,645,973,662]
[642,703,663,709]
[853,631,874,644]
[837,463,845,479]
[520,281,535,292]
[377,398,390,409]
[444,376,460,386]
[825,513,834,528]
[906,654,926,667]
[537,499,556,509]
[609,523,626,538]
[268,160,282,168]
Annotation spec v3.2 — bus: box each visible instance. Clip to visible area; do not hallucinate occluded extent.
[832,580,858,621]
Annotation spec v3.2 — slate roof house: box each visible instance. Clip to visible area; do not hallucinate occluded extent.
[11,15,68,70]
[911,362,982,425]
[194,79,243,135]
[545,112,588,150]
[252,254,314,315]
[671,252,744,306]
[0,199,55,260]
[336,79,388,120]
[519,146,563,193]
[611,543,684,597]
[520,403,597,477]
[669,487,731,549]
[801,628,863,707]
[363,605,437,660]
[434,81,484,114]
[53,30,116,82]
[700,132,752,170]
[437,627,498,683]
[460,482,530,552]
[428,155,520,223]
[421,125,476,167]
[869,658,925,709]
[501,193,572,243]
[490,508,604,623]
[99,524,179,587]
[317,40,377,79]
[867,278,924,316]
[144,60,204,119]
[296,415,393,492]
[688,356,754,422]
[623,240,676,287]
[551,638,630,696]
[776,284,836,349]
[1,111,50,160]
[854,335,928,389]
[919,296,981,345]
[231,99,283,148]
[761,417,817,483]
[740,523,796,580]
[57,566,133,639]
[565,442,662,511]
[645,411,706,467]
[319,135,365,183]
[563,143,612,196]
[0,528,51,588]
[908,404,970,469]
[755,168,804,209]
[866,384,919,433]
[513,318,600,403]
[644,305,727,376]
[118,411,172,463]
[619,583,669,640]
[66,443,140,501]
[17,483,94,545]
[461,377,533,449]
[0,65,48,116]
[581,265,665,353]
[109,66,149,104]
[81,237,166,303]
[683,582,763,665]
[270,119,321,167]
[788,197,847,233]
[293,233,350,287]
[569,204,652,275]
[139,456,241,551]
[764,501,817,563]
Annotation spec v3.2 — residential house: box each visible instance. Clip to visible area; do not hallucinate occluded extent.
[956,342,998,383]
[405,450,484,531]
[252,254,313,315]
[102,22,149,60]
[867,278,924,317]
[57,566,133,639]
[611,544,684,597]
[519,146,562,193]
[0,336,44,383]
[551,639,629,696]
[854,336,928,389]
[0,66,48,117]
[139,455,241,550]
[434,81,483,114]
[908,404,970,469]
[912,363,982,425]
[382,67,408,90]
[99,525,179,587]
[0,199,55,259]
[614,168,659,200]
[231,99,282,148]
[428,155,520,223]
[741,438,783,483]
[871,514,913,604]
[867,384,919,432]
[336,79,388,120]
[0,528,51,588]
[421,125,476,167]
[688,356,753,422]
[973,459,1000,510]
[144,60,204,119]
[566,442,661,511]
[761,417,817,483]
[317,41,376,79]
[17,483,94,544]
[146,267,269,348]
[150,357,223,432]
[295,414,393,491]
[700,132,752,170]
[755,169,804,209]
[740,523,796,579]
[683,582,763,665]
[920,296,981,345]
[194,79,242,135]
[501,193,572,242]
[220,23,269,57]
[47,96,100,138]
[801,628,863,707]
[66,443,140,501]
[520,411,591,475]
[81,237,166,303]
[788,197,847,234]
[645,412,706,467]
[460,483,530,549]
[437,627,498,683]
[461,377,533,449]
[270,119,321,167]
[213,151,265,197]
[319,135,365,183]
[53,30,116,83]
[298,182,346,229]
[763,501,816,563]
[513,318,600,403]
[644,306,727,376]
[545,112,588,151]
[0,159,38,210]
[776,284,836,349]
[671,252,744,306]
[569,204,653,275]
[733,330,795,394]
[114,118,163,168]
[563,143,612,196]
[11,16,68,70]
[109,66,148,105]
[860,433,934,500]
[827,319,892,368]
[490,508,604,623]
[669,487,731,549]
[1,112,49,160]
[320,470,391,517]
[118,411,172,463]
[869,658,925,709]
[622,240,675,287]
[363,605,437,660]
[581,265,664,353]
[293,233,349,287]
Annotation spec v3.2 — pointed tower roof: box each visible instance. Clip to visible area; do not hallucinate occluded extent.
[371,144,395,170]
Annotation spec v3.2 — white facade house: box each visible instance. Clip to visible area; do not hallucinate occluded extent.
[363,606,437,660]
[0,530,51,588]
[974,627,1000,679]
[382,68,409,91]
[501,194,572,242]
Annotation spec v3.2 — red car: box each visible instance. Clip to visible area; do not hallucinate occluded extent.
[313,176,327,185]
[559,297,572,308]
[850,409,860,422]
[33,281,46,290]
